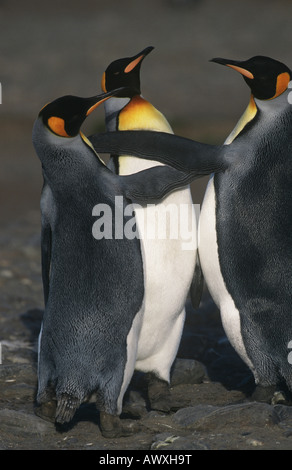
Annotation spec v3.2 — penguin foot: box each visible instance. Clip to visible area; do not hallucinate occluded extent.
[99,411,141,438]
[34,400,57,423]
[251,384,291,404]
[251,384,277,403]
[147,374,172,413]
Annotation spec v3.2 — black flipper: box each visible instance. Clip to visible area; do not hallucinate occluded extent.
[89,130,226,176]
[119,165,197,204]
[107,155,119,174]
[190,251,204,309]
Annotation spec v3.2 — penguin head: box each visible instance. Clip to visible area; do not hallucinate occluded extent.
[39,88,125,138]
[211,56,292,100]
[101,46,154,97]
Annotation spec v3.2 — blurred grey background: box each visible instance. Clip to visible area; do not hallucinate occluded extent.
[1,0,292,226]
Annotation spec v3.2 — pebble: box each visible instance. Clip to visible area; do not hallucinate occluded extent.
[0,409,52,437]
[173,402,279,432]
[246,438,263,447]
[173,404,219,427]
[0,269,13,279]
[151,433,209,450]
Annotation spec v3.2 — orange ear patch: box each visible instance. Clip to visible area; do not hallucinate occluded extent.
[48,116,70,137]
[273,72,290,99]
[124,55,144,73]
[101,72,107,92]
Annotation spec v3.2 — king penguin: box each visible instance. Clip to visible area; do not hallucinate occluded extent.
[198,56,292,402]
[32,88,197,438]
[100,47,200,412]
[91,55,292,403]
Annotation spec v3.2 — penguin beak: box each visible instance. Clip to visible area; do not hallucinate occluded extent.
[210,58,254,80]
[124,46,154,73]
[86,87,127,116]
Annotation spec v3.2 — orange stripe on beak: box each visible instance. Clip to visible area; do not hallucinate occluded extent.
[124,55,144,73]
[86,95,111,116]
[226,64,254,79]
